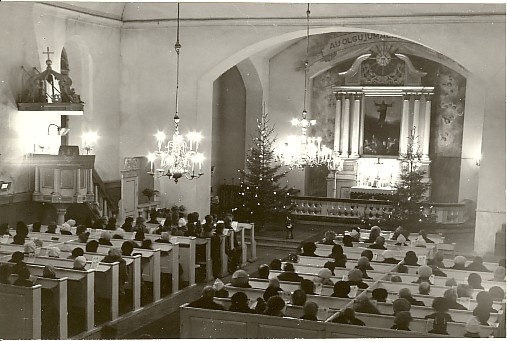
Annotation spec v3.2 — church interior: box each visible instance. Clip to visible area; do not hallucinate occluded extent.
[0,1,505,339]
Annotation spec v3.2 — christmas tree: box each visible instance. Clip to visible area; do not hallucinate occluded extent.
[390,128,435,229]
[236,111,296,228]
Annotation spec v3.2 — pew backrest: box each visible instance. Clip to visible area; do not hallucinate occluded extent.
[0,283,42,339]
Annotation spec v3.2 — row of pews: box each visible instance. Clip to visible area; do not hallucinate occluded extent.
[0,221,256,339]
[180,230,505,338]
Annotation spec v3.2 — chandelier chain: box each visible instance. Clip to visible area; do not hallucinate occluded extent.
[174,2,181,127]
[303,3,310,113]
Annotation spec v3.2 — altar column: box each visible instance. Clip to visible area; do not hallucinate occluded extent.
[350,92,361,158]
[334,92,342,152]
[422,93,432,161]
[34,167,40,194]
[87,169,93,195]
[412,94,421,153]
[399,93,411,155]
[340,93,351,157]
[76,168,81,197]
[53,169,61,195]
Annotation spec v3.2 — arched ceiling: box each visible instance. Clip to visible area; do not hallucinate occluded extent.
[43,2,504,22]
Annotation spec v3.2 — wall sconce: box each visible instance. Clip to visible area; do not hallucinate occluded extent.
[475,152,481,167]
[47,123,70,136]
[82,131,98,155]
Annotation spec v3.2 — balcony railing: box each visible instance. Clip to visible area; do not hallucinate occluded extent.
[291,196,465,225]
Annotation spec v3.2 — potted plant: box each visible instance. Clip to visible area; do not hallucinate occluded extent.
[142,188,159,202]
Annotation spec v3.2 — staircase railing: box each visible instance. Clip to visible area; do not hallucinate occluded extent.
[291,196,466,225]
[90,169,118,219]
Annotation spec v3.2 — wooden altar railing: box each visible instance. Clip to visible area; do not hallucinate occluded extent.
[291,196,465,225]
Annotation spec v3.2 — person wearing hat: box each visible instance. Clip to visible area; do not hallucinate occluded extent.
[231,269,251,288]
[47,247,60,258]
[403,251,420,267]
[466,256,491,272]
[73,256,87,270]
[369,236,387,250]
[43,265,57,279]
[8,251,24,264]
[277,263,303,283]
[263,277,284,301]
[349,229,360,243]
[395,234,408,246]
[345,269,369,289]
[60,223,72,235]
[122,217,134,232]
[188,286,224,310]
[257,264,270,280]
[99,230,113,246]
[391,311,413,331]
[464,316,481,337]
[212,278,228,298]
[68,247,85,260]
[399,287,425,306]
[24,241,36,255]
[371,288,388,303]
[450,255,467,270]
[412,265,433,284]
[300,301,319,321]
[313,268,334,286]
[342,235,354,247]
[229,291,255,314]
[381,250,399,264]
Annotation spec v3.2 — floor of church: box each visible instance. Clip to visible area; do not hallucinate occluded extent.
[80,223,484,339]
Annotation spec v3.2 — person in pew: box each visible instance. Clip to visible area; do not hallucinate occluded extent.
[8,251,24,264]
[323,261,336,276]
[231,269,252,288]
[46,223,57,234]
[391,226,410,241]
[112,227,125,239]
[11,234,25,245]
[134,230,147,242]
[429,264,447,277]
[418,229,434,244]
[489,286,505,301]
[122,217,134,232]
[468,273,485,290]
[403,251,420,267]
[212,278,229,298]
[291,289,307,306]
[229,291,255,314]
[464,316,482,338]
[391,311,413,331]
[396,264,408,274]
[466,256,492,272]
[86,240,99,253]
[31,221,42,233]
[428,251,446,269]
[491,266,506,281]
[121,240,137,256]
[353,295,381,314]
[141,239,153,250]
[425,297,454,335]
[68,247,85,260]
[102,247,129,297]
[451,255,467,270]
[78,231,90,243]
[360,250,374,266]
[346,269,369,289]
[367,226,381,244]
[355,257,373,279]
[277,263,304,283]
[33,238,43,248]
[300,279,316,296]
[73,256,87,270]
[257,264,270,280]
[300,242,318,257]
[262,295,285,317]
[76,225,87,235]
[419,282,431,295]
[473,306,492,326]
[201,215,214,238]
[371,287,388,302]
[412,265,433,284]
[0,263,12,284]
[444,278,457,287]
[154,232,171,243]
[327,244,345,261]
[394,234,408,246]
[330,252,347,269]
[300,301,319,321]
[390,275,402,283]
[342,235,354,247]
[313,268,334,286]
[320,231,337,245]
[399,287,425,306]
[393,298,411,315]
[457,284,473,299]
[210,223,224,278]
[16,221,29,238]
[414,236,427,248]
[147,210,159,224]
[24,241,36,254]
[188,286,224,310]
[155,215,172,235]
[171,226,184,237]
[99,230,113,246]
[47,246,60,258]
[331,307,365,326]
[331,281,350,298]
[264,277,284,300]
[381,250,400,264]
[443,288,467,310]
[133,217,149,234]
[13,263,33,287]
[369,236,387,250]
[60,222,73,235]
[270,259,282,271]
[42,265,57,279]
[0,222,11,236]
[476,291,498,313]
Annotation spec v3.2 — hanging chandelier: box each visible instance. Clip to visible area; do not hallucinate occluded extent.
[147,3,204,183]
[276,4,335,170]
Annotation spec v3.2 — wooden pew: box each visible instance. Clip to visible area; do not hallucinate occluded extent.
[315,244,431,259]
[35,276,68,339]
[237,222,257,262]
[442,259,499,269]
[168,236,196,285]
[0,283,42,339]
[195,237,213,282]
[245,278,376,296]
[294,257,399,273]
[271,267,389,282]
[372,280,486,300]
[180,305,434,338]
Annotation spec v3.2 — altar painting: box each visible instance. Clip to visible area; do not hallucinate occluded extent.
[363,96,402,156]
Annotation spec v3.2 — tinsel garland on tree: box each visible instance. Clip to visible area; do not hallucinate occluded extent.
[235,111,297,228]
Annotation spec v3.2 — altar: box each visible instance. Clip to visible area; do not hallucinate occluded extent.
[350,185,396,200]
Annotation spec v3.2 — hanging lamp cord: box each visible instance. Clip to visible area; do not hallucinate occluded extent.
[303,3,310,116]
[174,2,181,130]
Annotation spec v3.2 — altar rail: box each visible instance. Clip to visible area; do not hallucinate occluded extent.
[291,196,465,225]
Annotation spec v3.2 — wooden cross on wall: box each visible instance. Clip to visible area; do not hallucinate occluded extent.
[43,47,54,60]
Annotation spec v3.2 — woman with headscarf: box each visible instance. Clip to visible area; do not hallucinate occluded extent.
[369,236,387,250]
[101,247,129,297]
[23,241,36,255]
[468,273,485,290]
[47,246,60,258]
[99,230,113,246]
[353,295,381,314]
[412,265,433,284]
[450,255,467,270]
[321,231,337,245]
[356,257,373,279]
[122,217,134,232]
[381,250,400,264]
[313,268,334,286]
[331,281,350,298]
[263,277,283,301]
[403,251,420,266]
[342,235,354,247]
[345,269,369,289]
[60,223,73,235]
[395,234,408,246]
[42,265,57,279]
[367,226,381,244]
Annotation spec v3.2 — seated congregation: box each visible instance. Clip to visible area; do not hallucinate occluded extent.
[0,211,250,339]
[182,225,506,338]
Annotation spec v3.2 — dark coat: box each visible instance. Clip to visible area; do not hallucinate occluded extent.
[188,297,225,310]
[277,272,304,283]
